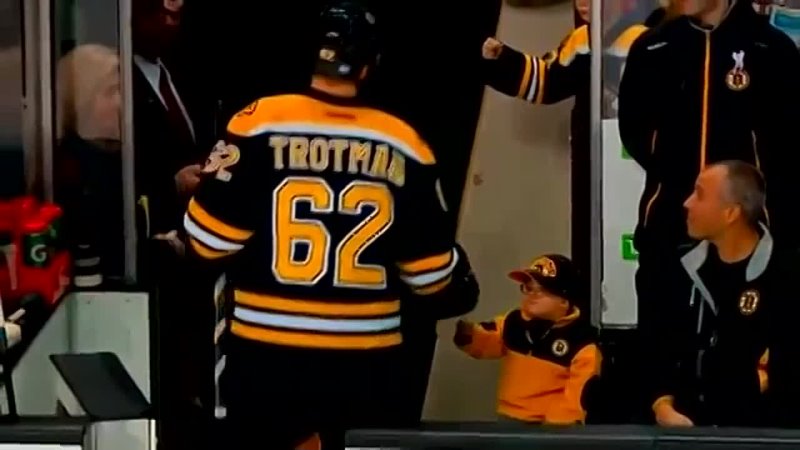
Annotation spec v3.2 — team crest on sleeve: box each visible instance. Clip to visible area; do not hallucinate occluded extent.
[202,140,241,182]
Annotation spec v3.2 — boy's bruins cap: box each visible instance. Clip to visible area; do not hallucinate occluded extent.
[508,254,584,304]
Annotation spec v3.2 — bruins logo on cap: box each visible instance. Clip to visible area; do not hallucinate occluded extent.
[530,256,557,278]
[739,289,760,316]
[552,339,569,357]
[726,50,750,91]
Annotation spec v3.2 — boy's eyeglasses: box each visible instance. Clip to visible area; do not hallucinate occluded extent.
[519,282,546,296]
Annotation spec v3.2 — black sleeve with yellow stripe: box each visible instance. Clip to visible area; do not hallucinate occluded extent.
[483,25,590,106]
[184,138,258,261]
[393,151,478,320]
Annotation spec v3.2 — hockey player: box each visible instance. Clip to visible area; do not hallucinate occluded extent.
[184,2,480,449]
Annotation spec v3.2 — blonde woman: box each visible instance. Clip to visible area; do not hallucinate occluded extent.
[54,44,123,286]
[56,44,121,143]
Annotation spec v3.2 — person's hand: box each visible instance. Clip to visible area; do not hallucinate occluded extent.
[175,164,203,197]
[482,37,504,60]
[153,230,186,256]
[453,319,475,347]
[655,403,694,427]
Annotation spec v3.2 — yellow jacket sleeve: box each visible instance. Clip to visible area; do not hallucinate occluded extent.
[545,343,602,424]
[457,315,507,360]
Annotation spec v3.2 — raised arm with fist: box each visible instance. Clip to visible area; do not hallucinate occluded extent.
[482,37,504,60]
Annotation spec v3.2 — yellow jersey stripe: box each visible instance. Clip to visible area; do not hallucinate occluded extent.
[234,306,400,333]
[398,248,453,275]
[558,24,590,66]
[517,54,533,98]
[399,248,458,288]
[609,24,648,57]
[230,320,402,350]
[188,198,253,242]
[227,94,436,165]
[234,290,400,317]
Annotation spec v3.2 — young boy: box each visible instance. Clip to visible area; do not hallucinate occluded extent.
[454,254,601,424]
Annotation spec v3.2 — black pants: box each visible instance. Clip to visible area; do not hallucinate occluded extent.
[221,337,405,450]
[570,154,590,283]
[635,242,694,335]
[397,318,438,424]
[148,241,216,450]
[634,244,692,421]
[570,106,590,287]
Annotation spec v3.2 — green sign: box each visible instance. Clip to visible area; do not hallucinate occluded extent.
[621,146,632,160]
[621,233,638,261]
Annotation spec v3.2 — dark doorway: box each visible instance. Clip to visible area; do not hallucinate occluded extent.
[179,0,501,228]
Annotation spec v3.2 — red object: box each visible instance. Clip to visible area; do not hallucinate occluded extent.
[0,197,71,312]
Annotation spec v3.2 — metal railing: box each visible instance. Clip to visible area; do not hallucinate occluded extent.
[347,423,800,449]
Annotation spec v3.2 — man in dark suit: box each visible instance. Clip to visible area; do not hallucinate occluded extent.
[132,1,216,449]
[133,0,206,235]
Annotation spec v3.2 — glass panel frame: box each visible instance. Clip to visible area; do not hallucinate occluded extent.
[118,0,136,284]
[0,0,26,199]
[44,0,137,285]
[593,0,662,328]
[21,0,43,197]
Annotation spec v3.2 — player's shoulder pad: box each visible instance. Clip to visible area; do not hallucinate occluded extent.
[361,108,437,166]
[607,24,649,58]
[557,24,590,66]
[567,24,589,46]
[226,94,313,138]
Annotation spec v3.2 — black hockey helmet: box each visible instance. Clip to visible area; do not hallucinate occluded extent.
[314,1,379,81]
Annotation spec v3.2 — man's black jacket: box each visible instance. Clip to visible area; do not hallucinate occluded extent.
[618,0,800,252]
[651,227,800,427]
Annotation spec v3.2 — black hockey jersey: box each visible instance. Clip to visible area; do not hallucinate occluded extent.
[185,92,458,351]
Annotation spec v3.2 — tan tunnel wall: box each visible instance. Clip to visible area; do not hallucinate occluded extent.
[422,1,575,421]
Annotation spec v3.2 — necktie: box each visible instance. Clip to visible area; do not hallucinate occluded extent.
[157,65,194,145]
